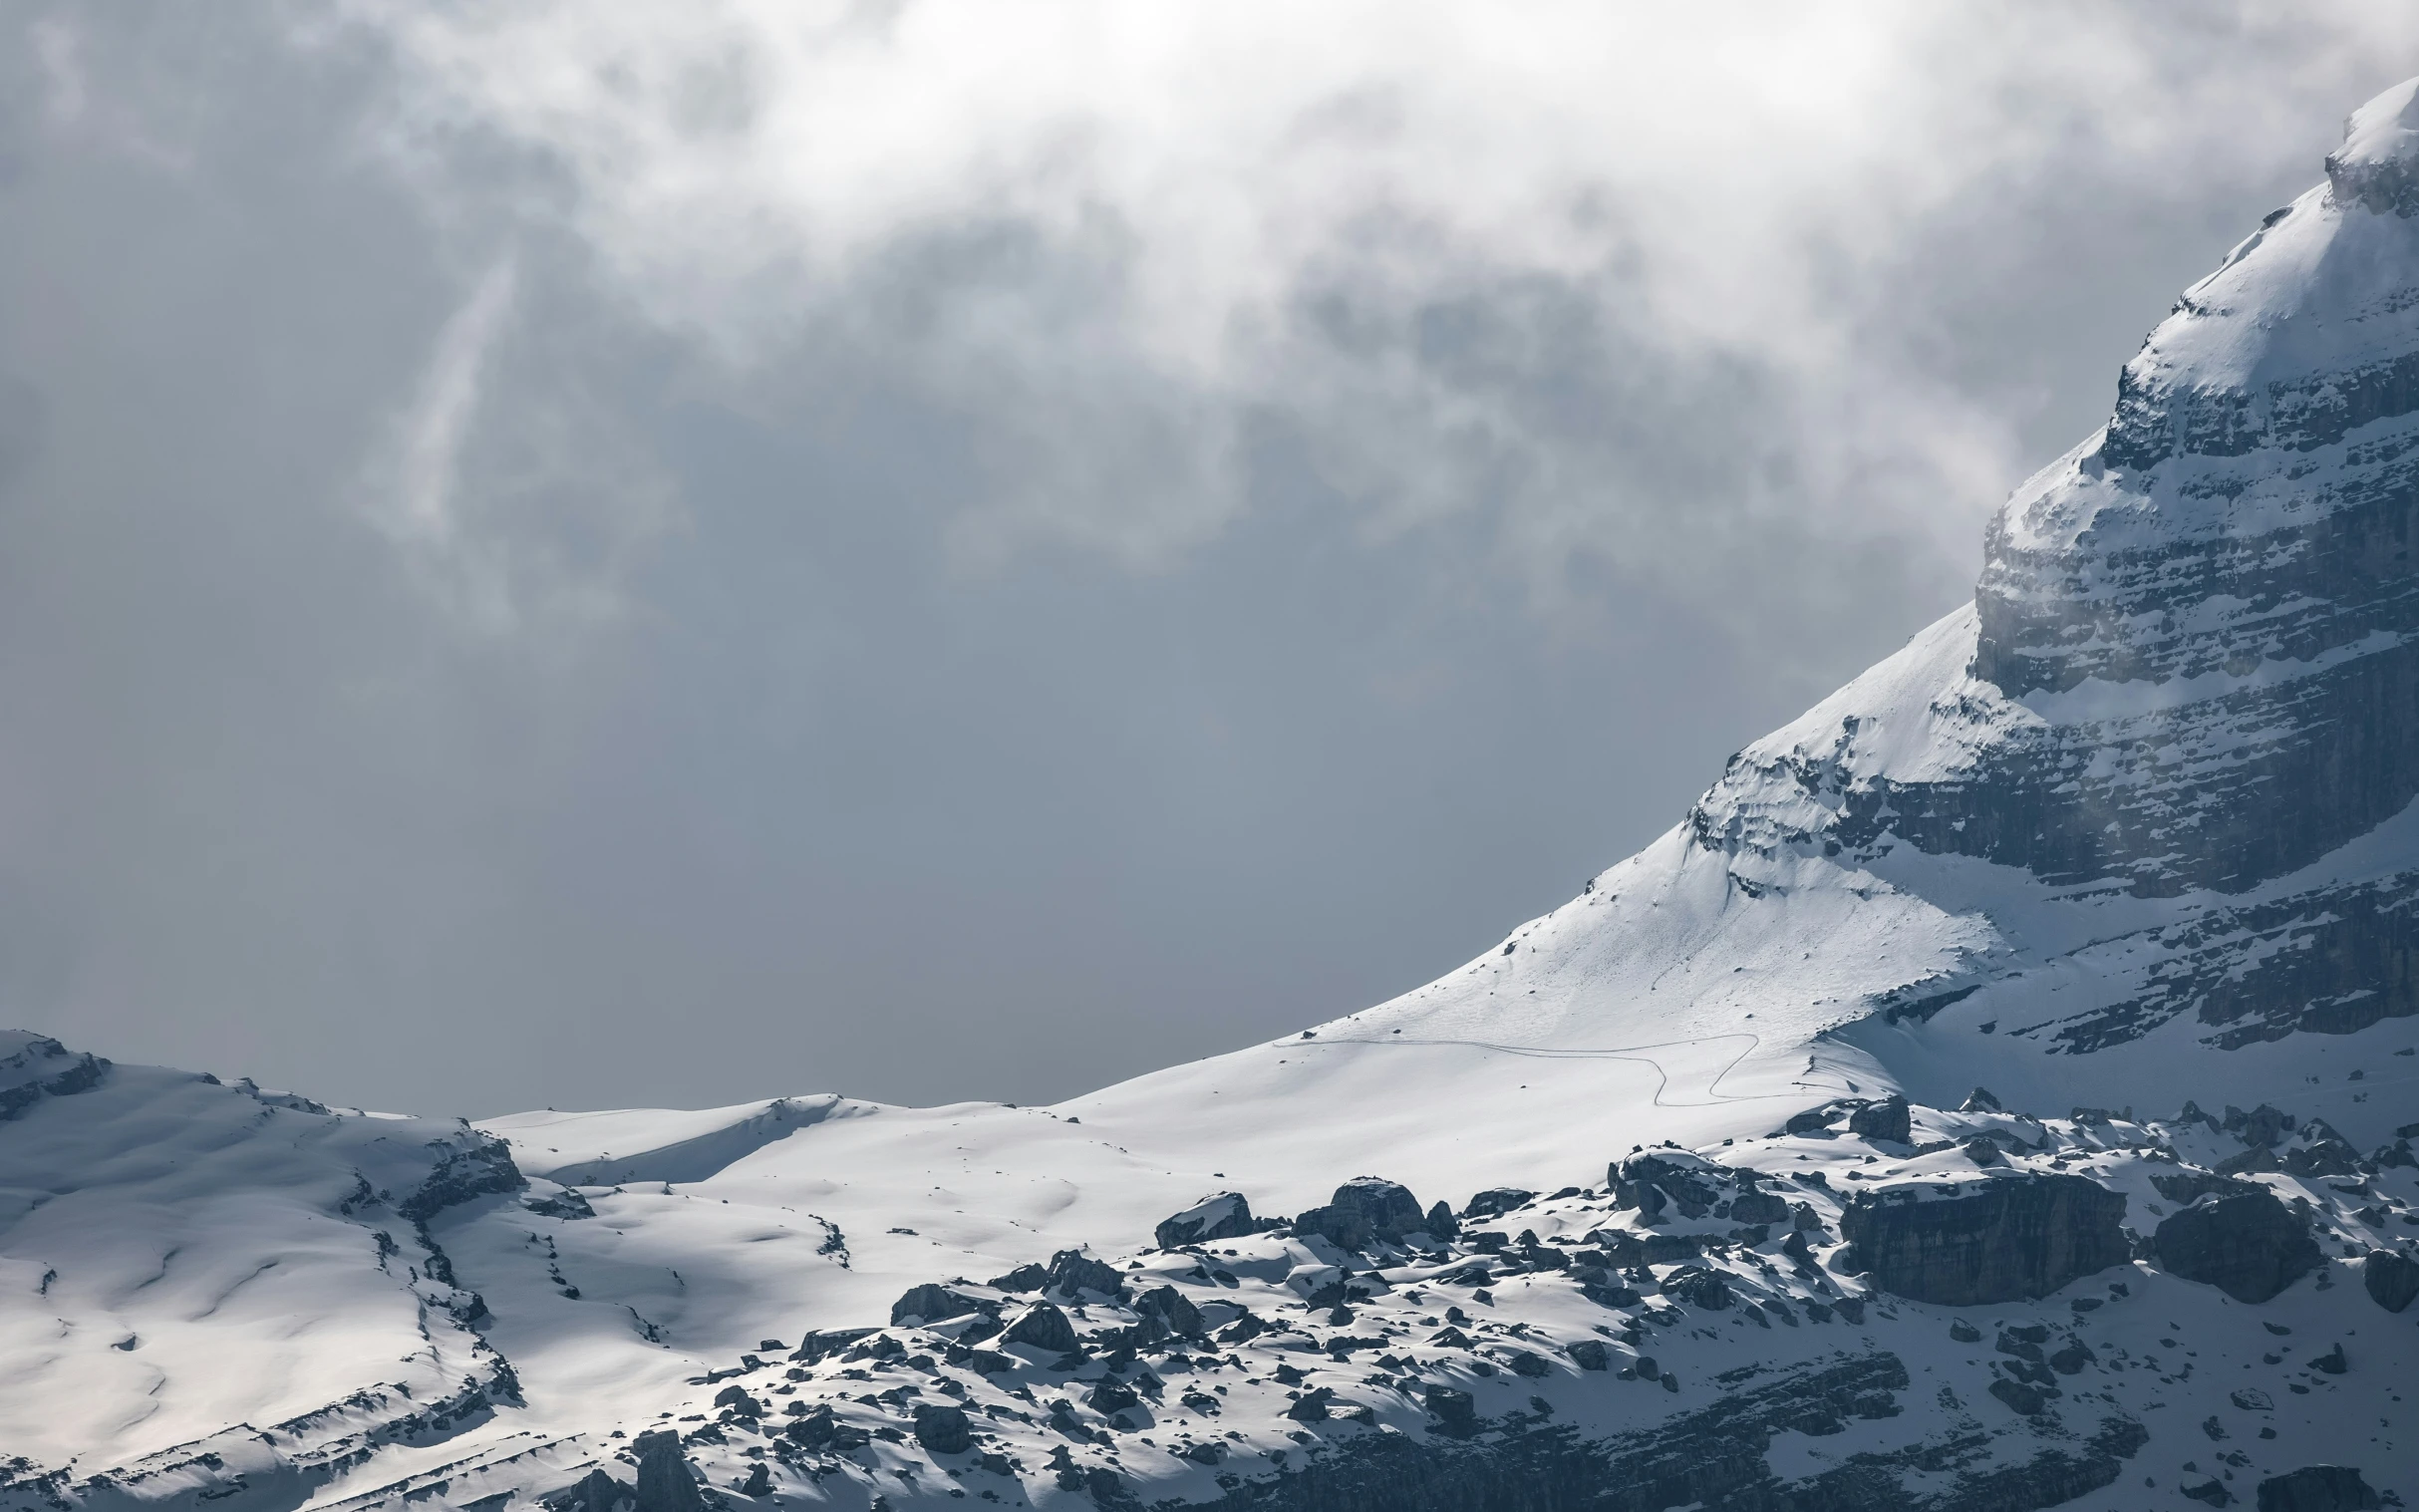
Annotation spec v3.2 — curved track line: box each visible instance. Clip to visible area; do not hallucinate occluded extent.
[1307,1032,1796,1108]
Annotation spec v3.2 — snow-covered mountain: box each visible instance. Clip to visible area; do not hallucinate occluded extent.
[10,76,2419,1512]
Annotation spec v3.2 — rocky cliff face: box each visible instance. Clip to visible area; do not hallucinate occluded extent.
[1840,1172,2128,1307]
[1672,79,2419,1084]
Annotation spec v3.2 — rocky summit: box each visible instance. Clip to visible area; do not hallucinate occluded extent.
[7,74,2419,1512]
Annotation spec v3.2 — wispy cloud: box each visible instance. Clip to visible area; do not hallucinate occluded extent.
[362,254,519,626]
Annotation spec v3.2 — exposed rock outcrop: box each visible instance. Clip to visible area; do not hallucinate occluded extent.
[1178,1351,2149,1512]
[1131,1284,1204,1338]
[0,1034,109,1122]
[1848,1095,1912,1145]
[2154,1190,2322,1304]
[398,1132,525,1223]
[1154,1192,1258,1249]
[910,1402,972,1455]
[548,1468,633,1512]
[630,1431,703,1512]
[1668,79,2419,1066]
[1045,1249,1126,1300]
[1465,1188,1536,1221]
[1293,1177,1428,1249]
[1840,1171,2127,1306]
[999,1300,1078,1354]
[890,1283,986,1327]
[1608,1151,1723,1221]
[2361,1248,2419,1313]
[2256,1464,2383,1512]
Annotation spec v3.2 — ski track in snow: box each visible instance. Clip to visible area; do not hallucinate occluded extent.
[1307,1032,1781,1107]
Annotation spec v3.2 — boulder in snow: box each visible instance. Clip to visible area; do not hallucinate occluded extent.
[2360,1249,2419,1313]
[1294,1176,1425,1249]
[2255,1464,2382,1512]
[1001,1301,1079,1354]
[1153,1191,1258,1249]
[2154,1190,2321,1304]
[631,1431,703,1512]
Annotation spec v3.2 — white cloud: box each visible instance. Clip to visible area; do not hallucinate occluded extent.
[358,251,675,636]
[325,2,2419,613]
[362,254,520,627]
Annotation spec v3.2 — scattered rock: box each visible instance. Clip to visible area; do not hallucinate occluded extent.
[2310,1343,2347,1375]
[2154,1191,2321,1304]
[988,1263,1048,1293]
[1567,1341,1610,1371]
[1960,1086,2003,1112]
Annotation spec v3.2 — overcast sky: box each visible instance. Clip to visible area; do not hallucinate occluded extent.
[2,3,2413,1117]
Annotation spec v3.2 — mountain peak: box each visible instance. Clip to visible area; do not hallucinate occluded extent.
[2329,75,2419,215]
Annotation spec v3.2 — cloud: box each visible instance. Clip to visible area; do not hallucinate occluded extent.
[320,0,2419,626]
[365,255,516,615]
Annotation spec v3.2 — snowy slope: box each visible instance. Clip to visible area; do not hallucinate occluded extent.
[8,74,2419,1512]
